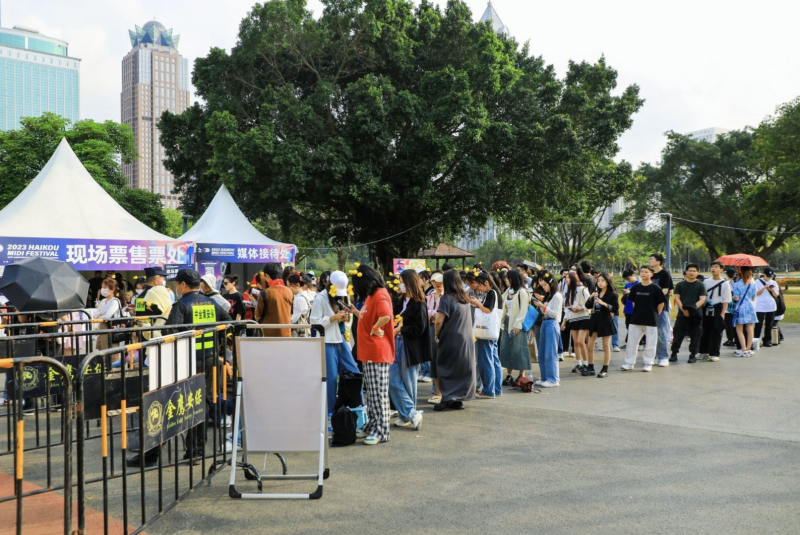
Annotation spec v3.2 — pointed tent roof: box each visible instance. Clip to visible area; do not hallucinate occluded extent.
[480,1,507,35]
[178,184,292,247]
[0,138,173,241]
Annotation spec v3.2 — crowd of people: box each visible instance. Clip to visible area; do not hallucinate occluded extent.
[244,254,786,447]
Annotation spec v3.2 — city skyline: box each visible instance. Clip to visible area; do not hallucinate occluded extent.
[1,0,799,167]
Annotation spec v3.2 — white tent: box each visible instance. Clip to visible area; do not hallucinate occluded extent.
[0,138,172,241]
[0,138,192,271]
[179,184,295,264]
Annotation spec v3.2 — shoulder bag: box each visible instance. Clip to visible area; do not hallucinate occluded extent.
[474,290,501,340]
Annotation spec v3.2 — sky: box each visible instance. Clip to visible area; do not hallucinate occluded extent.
[4,0,800,167]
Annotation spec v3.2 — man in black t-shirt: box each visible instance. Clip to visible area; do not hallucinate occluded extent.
[670,264,707,363]
[622,266,667,372]
[649,253,674,366]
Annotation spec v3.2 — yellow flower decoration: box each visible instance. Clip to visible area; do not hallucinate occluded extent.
[133,275,139,280]
[357,272,363,277]
[426,267,431,272]
[329,287,338,297]
[354,262,360,268]
[390,272,394,276]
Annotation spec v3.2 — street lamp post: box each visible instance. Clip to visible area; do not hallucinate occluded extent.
[182,214,193,234]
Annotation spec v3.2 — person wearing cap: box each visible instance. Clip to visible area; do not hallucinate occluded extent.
[135,267,167,315]
[200,274,232,314]
[255,262,295,337]
[127,268,231,468]
[310,270,360,412]
[698,261,731,362]
[754,267,780,348]
[670,263,707,364]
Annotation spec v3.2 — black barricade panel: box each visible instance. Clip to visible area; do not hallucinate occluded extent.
[83,370,147,420]
[0,339,35,359]
[129,374,205,451]
[4,354,100,398]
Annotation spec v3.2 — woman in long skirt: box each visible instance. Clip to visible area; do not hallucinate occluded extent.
[433,270,477,411]
[532,271,563,388]
[732,266,758,358]
[499,269,531,384]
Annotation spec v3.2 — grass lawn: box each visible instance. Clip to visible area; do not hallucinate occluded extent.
[781,289,800,323]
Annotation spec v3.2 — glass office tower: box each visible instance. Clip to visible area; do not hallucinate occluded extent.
[0,24,80,130]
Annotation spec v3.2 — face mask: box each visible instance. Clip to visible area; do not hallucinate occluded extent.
[161,280,167,287]
[399,283,406,293]
[100,288,110,297]
[135,289,144,296]
[251,288,261,297]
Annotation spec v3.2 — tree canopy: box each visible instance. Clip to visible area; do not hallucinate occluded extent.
[160,0,642,270]
[0,113,168,233]
[628,95,800,260]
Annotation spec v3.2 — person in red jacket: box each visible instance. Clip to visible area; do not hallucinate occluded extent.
[347,265,394,445]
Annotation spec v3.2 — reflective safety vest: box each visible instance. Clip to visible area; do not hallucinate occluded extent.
[191,303,217,352]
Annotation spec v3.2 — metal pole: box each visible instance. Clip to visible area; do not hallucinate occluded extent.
[662,213,672,272]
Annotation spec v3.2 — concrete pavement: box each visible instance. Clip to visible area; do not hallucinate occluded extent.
[143,324,800,535]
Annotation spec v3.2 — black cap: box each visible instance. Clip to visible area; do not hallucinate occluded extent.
[144,267,168,277]
[170,268,201,286]
[764,267,774,277]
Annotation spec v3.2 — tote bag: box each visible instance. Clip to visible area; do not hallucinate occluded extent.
[474,290,501,340]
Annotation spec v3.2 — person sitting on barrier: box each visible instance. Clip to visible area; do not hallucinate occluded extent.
[255,262,294,337]
[310,270,360,413]
[127,268,231,468]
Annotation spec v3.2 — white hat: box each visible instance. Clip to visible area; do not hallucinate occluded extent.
[330,270,349,292]
[431,272,444,283]
[200,274,218,291]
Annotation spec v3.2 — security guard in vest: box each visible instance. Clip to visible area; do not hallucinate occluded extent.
[135,267,168,317]
[127,268,231,467]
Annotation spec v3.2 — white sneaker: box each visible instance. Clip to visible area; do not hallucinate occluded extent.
[394,418,412,428]
[560,352,569,358]
[224,415,233,428]
[698,353,709,360]
[745,350,755,358]
[356,430,369,438]
[733,350,744,357]
[569,352,576,358]
[642,364,653,372]
[612,346,620,353]
[657,359,669,367]
[558,354,564,361]
[709,355,719,362]
[620,364,634,371]
[418,375,432,383]
[539,381,559,388]
[638,345,645,351]
[533,379,544,386]
[428,395,442,404]
[389,410,399,418]
[411,412,423,431]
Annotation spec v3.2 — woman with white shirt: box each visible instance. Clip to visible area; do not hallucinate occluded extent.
[754,268,779,348]
[499,269,532,385]
[532,271,563,387]
[562,272,591,374]
[288,273,316,337]
[94,278,124,353]
[309,270,360,412]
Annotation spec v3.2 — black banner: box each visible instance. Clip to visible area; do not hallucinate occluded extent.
[135,374,205,452]
[5,353,106,399]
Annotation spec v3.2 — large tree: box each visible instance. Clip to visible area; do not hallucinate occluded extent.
[628,112,800,259]
[160,0,641,270]
[0,113,168,233]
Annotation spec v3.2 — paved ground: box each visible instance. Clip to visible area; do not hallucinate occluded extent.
[146,325,800,535]
[4,324,800,534]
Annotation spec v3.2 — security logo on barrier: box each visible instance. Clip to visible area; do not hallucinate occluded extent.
[22,366,40,392]
[146,400,164,438]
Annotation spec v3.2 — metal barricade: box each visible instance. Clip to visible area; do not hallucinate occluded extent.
[0,356,73,535]
[74,322,249,535]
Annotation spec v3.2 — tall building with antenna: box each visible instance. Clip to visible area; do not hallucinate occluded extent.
[121,20,190,209]
[0,1,81,130]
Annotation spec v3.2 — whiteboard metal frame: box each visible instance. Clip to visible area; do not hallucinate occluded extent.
[229,324,329,500]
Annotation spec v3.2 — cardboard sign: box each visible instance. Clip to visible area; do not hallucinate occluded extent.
[392,258,426,274]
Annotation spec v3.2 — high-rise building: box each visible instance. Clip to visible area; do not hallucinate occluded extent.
[0,14,80,131]
[121,20,190,209]
[686,127,730,143]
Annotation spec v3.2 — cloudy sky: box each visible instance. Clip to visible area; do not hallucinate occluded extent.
[4,0,799,166]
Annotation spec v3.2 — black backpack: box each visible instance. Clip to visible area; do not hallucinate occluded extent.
[330,407,358,447]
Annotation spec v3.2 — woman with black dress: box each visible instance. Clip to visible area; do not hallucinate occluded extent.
[583,273,619,378]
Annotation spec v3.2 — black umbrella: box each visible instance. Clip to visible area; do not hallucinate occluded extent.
[0,257,89,312]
